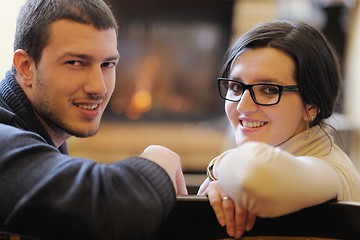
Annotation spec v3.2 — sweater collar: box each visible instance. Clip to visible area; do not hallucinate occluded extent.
[278,125,333,157]
[0,71,60,149]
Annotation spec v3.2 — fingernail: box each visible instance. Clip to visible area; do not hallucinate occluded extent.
[219,219,226,227]
[228,228,235,237]
[235,230,243,239]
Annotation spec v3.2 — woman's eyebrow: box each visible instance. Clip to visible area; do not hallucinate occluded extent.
[228,76,286,85]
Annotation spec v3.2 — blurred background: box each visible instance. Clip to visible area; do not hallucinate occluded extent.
[1,0,360,192]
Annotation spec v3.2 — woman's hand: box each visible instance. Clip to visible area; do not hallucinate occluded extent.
[197,177,211,195]
[205,180,256,238]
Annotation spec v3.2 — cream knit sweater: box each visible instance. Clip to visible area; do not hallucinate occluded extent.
[214,126,360,217]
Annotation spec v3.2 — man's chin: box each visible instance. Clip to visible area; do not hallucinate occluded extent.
[68,127,99,138]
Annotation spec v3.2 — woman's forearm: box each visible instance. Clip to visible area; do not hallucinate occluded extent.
[216,142,340,217]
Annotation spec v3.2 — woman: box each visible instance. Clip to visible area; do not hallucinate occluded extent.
[198,21,360,239]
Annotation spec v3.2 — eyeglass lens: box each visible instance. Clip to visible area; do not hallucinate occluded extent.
[219,80,280,105]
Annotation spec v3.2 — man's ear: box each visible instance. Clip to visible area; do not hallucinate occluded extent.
[13,49,35,87]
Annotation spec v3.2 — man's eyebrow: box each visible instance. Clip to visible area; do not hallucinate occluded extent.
[59,52,120,61]
[59,52,91,60]
[105,54,120,61]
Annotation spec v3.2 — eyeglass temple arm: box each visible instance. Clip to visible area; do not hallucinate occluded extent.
[283,85,299,92]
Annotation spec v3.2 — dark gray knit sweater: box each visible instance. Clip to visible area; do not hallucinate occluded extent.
[0,71,176,240]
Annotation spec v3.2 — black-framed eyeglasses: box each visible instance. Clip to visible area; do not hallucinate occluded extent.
[217,78,299,106]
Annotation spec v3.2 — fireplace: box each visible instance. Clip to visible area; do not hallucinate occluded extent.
[104,0,234,121]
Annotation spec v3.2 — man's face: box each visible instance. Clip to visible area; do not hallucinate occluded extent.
[29,20,119,143]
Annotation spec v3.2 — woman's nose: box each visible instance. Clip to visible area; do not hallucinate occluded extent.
[236,90,258,113]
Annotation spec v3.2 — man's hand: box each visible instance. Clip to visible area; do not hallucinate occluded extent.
[140,145,188,195]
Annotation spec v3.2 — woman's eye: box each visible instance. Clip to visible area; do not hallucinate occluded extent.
[261,85,280,95]
[229,83,242,93]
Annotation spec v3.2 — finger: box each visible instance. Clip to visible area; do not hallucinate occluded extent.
[197,178,211,195]
[245,212,256,231]
[222,197,236,237]
[234,205,246,239]
[175,169,188,195]
[207,187,226,226]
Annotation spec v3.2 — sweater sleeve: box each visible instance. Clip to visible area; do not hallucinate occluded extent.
[0,123,176,240]
[215,142,341,218]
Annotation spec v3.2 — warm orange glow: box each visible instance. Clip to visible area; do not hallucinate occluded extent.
[132,90,152,112]
[123,90,153,119]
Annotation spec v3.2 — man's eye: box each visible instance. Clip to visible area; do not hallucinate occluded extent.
[67,60,83,66]
[101,62,117,68]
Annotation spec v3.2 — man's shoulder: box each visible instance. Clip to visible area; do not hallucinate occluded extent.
[0,106,30,138]
[0,106,16,126]
[0,113,49,151]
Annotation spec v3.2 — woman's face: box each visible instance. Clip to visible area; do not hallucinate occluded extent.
[225,47,314,146]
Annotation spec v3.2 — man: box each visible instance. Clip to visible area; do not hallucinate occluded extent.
[0,0,187,239]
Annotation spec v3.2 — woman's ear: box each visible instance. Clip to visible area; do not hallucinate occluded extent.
[13,49,35,88]
[304,104,319,121]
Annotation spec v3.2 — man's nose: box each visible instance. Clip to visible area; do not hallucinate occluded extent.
[84,67,107,95]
